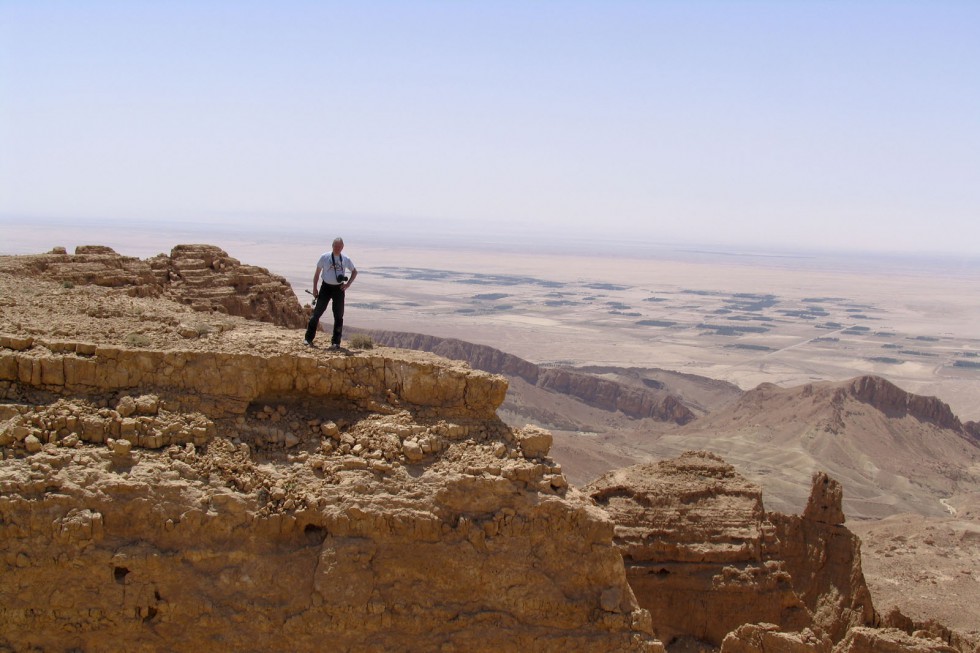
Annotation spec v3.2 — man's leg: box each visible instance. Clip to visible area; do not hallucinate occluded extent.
[331,286,345,346]
[305,285,331,343]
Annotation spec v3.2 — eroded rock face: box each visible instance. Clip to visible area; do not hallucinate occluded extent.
[362,330,542,384]
[587,451,810,646]
[721,623,832,653]
[586,452,876,647]
[0,336,507,421]
[804,472,846,525]
[0,251,659,653]
[164,244,306,327]
[0,439,658,652]
[0,244,307,327]
[361,329,696,424]
[537,367,695,424]
[1,355,656,650]
[834,628,959,653]
[846,376,963,434]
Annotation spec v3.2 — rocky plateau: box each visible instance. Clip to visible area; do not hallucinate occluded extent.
[1,246,977,653]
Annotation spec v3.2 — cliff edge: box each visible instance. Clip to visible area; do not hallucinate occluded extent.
[0,247,658,652]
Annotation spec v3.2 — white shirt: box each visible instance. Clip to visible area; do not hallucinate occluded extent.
[317,252,355,285]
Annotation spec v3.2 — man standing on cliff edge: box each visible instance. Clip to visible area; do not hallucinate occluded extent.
[305,237,357,349]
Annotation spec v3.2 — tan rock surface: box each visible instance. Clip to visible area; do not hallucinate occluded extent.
[0,244,306,327]
[721,623,832,653]
[833,627,959,653]
[586,452,876,647]
[361,329,698,423]
[0,250,659,652]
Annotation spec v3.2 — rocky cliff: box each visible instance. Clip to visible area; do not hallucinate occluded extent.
[358,330,542,385]
[0,244,306,328]
[586,453,876,648]
[0,251,658,652]
[2,246,975,653]
[844,376,965,434]
[358,329,696,424]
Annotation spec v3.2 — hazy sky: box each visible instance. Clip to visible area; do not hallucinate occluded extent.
[2,1,978,255]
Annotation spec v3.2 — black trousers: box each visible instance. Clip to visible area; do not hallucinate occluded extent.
[305,283,345,345]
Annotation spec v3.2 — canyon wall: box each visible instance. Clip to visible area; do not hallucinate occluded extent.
[360,329,695,424]
[587,452,876,648]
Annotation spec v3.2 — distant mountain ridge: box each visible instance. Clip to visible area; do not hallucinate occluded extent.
[355,329,697,424]
[845,375,978,439]
[652,374,980,518]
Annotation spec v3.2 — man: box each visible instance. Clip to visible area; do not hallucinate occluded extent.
[304,237,357,349]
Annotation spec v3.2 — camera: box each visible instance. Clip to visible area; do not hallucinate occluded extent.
[336,273,348,283]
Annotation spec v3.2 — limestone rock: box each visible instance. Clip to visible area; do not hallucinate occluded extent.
[586,451,876,647]
[0,244,306,327]
[361,329,696,423]
[834,627,958,653]
[721,623,832,653]
[847,376,962,433]
[804,471,846,525]
[0,247,659,653]
[116,395,137,417]
[516,425,553,458]
[109,438,132,456]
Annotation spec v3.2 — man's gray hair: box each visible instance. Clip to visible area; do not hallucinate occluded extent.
[332,237,344,246]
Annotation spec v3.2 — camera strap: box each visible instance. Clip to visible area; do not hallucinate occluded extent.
[330,253,346,284]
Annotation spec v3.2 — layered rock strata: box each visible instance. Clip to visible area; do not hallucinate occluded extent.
[0,335,507,421]
[0,244,306,327]
[0,256,658,653]
[586,452,876,647]
[358,329,696,424]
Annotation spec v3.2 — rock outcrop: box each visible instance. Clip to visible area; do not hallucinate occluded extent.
[586,452,876,647]
[360,330,542,384]
[0,335,506,421]
[721,623,832,653]
[0,244,306,327]
[845,376,964,434]
[834,628,959,653]
[768,480,876,642]
[0,251,659,653]
[881,608,980,653]
[359,329,696,424]
[804,471,847,525]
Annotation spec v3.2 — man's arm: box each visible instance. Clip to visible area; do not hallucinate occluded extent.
[342,267,357,291]
[312,266,322,294]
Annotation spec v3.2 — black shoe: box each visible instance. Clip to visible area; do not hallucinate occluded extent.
[329,343,340,350]
[304,339,316,347]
